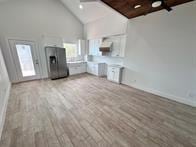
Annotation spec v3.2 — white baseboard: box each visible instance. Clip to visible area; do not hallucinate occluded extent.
[122,82,196,107]
[0,83,11,139]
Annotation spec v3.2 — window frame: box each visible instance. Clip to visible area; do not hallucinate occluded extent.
[63,42,82,62]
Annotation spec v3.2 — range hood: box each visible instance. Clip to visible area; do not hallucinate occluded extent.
[99,41,113,52]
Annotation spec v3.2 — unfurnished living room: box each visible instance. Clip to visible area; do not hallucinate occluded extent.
[0,0,196,147]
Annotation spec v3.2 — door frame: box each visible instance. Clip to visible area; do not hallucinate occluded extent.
[8,39,41,82]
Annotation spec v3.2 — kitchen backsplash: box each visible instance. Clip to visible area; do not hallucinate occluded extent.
[92,56,123,65]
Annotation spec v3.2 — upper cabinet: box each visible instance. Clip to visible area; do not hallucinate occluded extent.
[119,35,126,57]
[88,35,126,57]
[78,40,87,56]
[89,39,102,56]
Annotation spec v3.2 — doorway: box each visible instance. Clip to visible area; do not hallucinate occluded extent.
[9,39,41,82]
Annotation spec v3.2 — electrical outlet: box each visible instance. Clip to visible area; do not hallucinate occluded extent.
[188,91,196,99]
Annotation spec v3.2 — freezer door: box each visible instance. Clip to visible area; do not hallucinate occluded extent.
[57,48,68,78]
[46,47,58,79]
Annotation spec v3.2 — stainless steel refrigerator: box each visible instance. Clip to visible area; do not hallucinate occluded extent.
[45,46,69,80]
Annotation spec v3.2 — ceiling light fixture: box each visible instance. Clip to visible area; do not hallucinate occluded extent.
[79,4,83,9]
[134,5,141,9]
[152,0,162,8]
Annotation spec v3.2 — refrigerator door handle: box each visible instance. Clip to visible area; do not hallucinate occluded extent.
[56,56,58,65]
[35,59,39,65]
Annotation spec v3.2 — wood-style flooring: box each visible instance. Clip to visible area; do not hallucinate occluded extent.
[0,74,196,147]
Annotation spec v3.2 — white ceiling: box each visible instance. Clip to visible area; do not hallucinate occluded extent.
[60,0,115,24]
[0,0,116,24]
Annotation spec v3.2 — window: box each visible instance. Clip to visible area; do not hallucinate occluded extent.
[63,43,77,58]
[15,44,36,77]
[63,43,82,62]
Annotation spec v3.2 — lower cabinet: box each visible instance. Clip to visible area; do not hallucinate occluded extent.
[87,62,106,76]
[68,62,106,76]
[107,65,123,84]
[68,62,87,75]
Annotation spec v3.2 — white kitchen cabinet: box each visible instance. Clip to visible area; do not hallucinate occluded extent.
[119,35,126,57]
[89,39,102,56]
[107,36,121,57]
[78,40,87,56]
[89,40,95,55]
[87,62,105,76]
[88,35,126,57]
[68,62,87,75]
[103,35,126,57]
[107,65,123,84]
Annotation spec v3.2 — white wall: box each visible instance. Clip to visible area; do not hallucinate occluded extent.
[0,46,11,138]
[0,0,84,82]
[85,1,196,107]
[122,1,196,106]
[85,12,128,39]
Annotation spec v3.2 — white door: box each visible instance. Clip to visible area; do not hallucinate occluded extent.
[107,67,114,81]
[89,39,102,56]
[111,37,121,57]
[120,35,126,57]
[113,68,120,83]
[94,39,102,56]
[9,39,41,82]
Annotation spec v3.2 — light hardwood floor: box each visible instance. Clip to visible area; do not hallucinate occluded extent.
[0,74,196,147]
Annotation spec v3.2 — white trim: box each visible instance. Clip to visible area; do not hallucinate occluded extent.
[122,82,196,107]
[0,83,11,139]
[8,39,41,83]
[4,36,43,83]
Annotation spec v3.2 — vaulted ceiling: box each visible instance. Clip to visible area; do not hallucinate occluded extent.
[101,0,194,19]
[60,0,115,24]
[0,0,121,24]
[1,0,193,23]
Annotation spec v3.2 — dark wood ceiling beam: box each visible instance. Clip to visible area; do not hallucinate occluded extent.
[101,0,194,19]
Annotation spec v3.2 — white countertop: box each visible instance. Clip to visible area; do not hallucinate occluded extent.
[67,61,86,64]
[87,61,105,64]
[107,64,124,68]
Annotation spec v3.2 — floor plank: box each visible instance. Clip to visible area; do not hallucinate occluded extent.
[0,74,196,147]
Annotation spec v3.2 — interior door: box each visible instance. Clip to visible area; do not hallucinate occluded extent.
[9,39,41,82]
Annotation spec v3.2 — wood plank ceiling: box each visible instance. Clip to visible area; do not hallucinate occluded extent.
[101,0,194,19]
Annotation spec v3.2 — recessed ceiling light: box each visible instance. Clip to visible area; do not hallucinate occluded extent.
[152,0,162,8]
[79,4,83,10]
[134,5,141,9]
